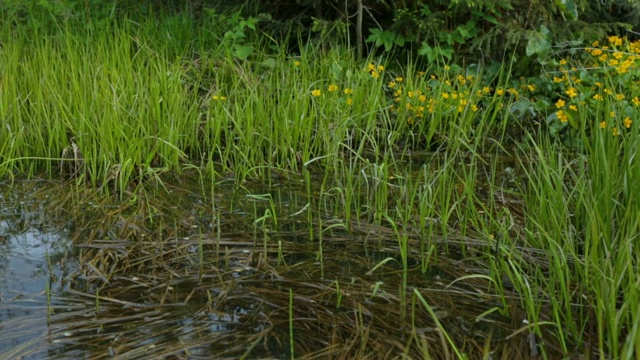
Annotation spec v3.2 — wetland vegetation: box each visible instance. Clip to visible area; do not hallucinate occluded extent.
[1,0,640,358]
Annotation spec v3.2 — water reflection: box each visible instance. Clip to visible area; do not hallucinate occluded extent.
[0,192,75,359]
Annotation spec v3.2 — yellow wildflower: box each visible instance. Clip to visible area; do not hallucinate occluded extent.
[618,59,633,74]
[311,89,321,97]
[343,88,353,95]
[347,98,353,105]
[593,94,604,101]
[557,110,568,123]
[418,95,427,102]
[388,81,396,88]
[569,105,577,111]
[613,128,620,136]
[608,35,623,46]
[328,84,338,92]
[600,121,606,129]
[555,99,566,108]
[565,87,578,98]
[633,97,640,106]
[624,116,632,128]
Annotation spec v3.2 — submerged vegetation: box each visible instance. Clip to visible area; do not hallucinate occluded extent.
[1,1,640,358]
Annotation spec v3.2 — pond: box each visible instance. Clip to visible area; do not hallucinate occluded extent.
[0,173,549,359]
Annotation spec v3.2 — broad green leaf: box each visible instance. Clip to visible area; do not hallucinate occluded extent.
[419,43,435,62]
[555,0,578,21]
[526,27,551,57]
[510,99,535,121]
[233,44,253,59]
[260,58,276,69]
[365,28,382,43]
[440,47,454,60]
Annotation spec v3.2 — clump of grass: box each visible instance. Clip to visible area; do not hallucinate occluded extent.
[0,17,202,193]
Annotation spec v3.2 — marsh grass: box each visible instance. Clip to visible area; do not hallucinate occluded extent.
[1,6,640,359]
[0,19,202,192]
[1,178,540,359]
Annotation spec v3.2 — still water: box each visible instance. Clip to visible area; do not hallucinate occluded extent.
[0,191,76,359]
[0,176,521,359]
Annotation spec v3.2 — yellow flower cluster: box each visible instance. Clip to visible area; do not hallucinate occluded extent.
[310,84,355,106]
[367,63,385,79]
[597,111,633,136]
[556,110,569,123]
[584,36,640,74]
[550,35,640,136]
[387,71,494,125]
[391,86,433,121]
